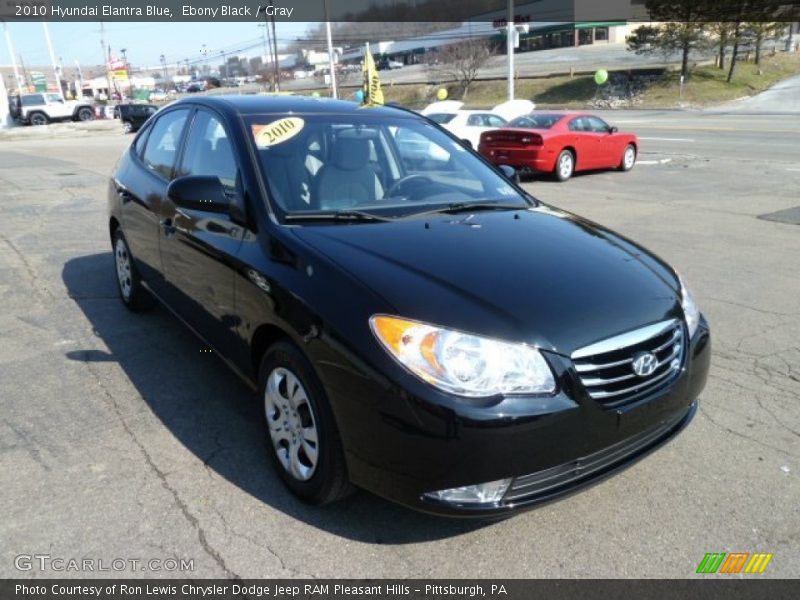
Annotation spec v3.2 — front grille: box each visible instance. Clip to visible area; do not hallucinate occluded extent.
[572,319,684,407]
[503,406,689,503]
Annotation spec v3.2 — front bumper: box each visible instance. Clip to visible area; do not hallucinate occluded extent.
[316,321,710,517]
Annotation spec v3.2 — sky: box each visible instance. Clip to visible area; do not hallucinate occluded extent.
[0,21,313,72]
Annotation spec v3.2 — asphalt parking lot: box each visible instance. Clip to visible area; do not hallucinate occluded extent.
[1,107,798,579]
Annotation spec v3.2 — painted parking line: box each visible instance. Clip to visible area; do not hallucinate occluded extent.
[638,158,673,165]
[640,137,696,142]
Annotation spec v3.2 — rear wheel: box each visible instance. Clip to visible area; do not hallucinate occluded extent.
[76,107,94,122]
[29,112,48,126]
[112,230,155,312]
[620,144,637,171]
[554,149,574,182]
[259,341,352,505]
[122,121,133,134]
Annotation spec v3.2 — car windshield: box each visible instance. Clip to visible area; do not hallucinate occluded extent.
[427,113,456,124]
[509,114,565,129]
[246,113,530,221]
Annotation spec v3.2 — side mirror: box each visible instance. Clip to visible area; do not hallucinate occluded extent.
[167,175,229,213]
[609,126,618,134]
[498,164,520,183]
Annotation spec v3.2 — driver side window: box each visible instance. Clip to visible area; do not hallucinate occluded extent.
[177,110,238,190]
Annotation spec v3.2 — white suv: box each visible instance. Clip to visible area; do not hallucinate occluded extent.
[14,93,95,126]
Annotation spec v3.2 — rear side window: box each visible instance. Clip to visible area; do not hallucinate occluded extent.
[141,109,190,179]
[511,114,563,129]
[486,115,507,127]
[177,110,238,189]
[428,113,456,124]
[21,95,44,106]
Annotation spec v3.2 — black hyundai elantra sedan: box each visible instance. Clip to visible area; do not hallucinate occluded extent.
[107,96,710,517]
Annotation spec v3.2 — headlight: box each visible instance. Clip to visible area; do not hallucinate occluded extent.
[369,315,555,397]
[678,275,700,338]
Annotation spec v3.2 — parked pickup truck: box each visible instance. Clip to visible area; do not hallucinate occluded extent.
[11,93,95,126]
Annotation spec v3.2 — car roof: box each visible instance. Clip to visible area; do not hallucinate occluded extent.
[168,95,414,118]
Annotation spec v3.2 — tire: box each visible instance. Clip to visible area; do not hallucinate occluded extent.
[28,112,49,126]
[259,341,352,505]
[76,107,94,122]
[112,230,155,312]
[554,149,575,182]
[619,144,637,172]
[122,121,133,134]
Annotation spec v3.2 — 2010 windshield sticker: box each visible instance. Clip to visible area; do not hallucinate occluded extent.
[252,117,305,148]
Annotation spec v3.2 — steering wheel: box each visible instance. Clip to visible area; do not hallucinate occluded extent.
[385,174,434,200]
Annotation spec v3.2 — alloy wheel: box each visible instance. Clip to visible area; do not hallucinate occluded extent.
[624,146,636,170]
[114,238,132,301]
[264,367,319,481]
[559,153,573,179]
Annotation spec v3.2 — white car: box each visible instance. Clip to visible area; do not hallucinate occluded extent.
[422,100,536,149]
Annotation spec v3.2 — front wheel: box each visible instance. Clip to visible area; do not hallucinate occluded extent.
[619,144,637,172]
[259,341,351,505]
[554,149,574,182]
[122,121,133,134]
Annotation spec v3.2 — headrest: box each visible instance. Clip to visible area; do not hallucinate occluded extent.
[332,136,370,171]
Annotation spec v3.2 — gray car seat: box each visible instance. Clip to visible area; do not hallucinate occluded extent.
[314,136,383,210]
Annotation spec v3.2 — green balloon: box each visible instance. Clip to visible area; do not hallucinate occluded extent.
[594,69,609,85]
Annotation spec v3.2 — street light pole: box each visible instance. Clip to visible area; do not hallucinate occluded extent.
[42,22,64,99]
[324,0,338,98]
[267,0,280,92]
[507,0,514,101]
[2,22,24,93]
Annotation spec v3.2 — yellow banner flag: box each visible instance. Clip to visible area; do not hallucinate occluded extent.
[362,45,384,106]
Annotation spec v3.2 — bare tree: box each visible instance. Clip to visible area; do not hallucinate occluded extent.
[426,39,493,99]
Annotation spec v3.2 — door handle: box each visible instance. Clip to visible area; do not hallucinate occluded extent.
[160,217,176,236]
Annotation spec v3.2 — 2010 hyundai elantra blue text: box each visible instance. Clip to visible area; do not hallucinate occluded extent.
[107,96,710,517]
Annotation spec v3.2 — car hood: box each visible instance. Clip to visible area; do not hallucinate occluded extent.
[291,205,682,356]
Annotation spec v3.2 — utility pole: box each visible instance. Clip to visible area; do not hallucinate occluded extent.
[74,60,84,99]
[268,0,280,92]
[3,22,24,93]
[324,0,337,98]
[506,0,514,101]
[258,23,271,88]
[42,22,64,99]
[0,67,10,128]
[100,21,112,100]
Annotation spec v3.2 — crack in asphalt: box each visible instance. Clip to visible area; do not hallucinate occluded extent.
[705,297,800,318]
[212,507,315,579]
[1,236,56,301]
[3,419,52,472]
[74,353,241,579]
[699,404,799,459]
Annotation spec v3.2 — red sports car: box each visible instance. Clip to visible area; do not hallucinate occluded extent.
[478,111,638,182]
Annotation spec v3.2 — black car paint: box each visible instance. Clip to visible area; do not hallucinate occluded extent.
[117,104,158,133]
[108,96,710,516]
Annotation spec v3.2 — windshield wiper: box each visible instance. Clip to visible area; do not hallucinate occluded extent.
[401,201,530,219]
[284,210,396,223]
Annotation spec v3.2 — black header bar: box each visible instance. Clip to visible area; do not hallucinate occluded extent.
[2,0,799,22]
